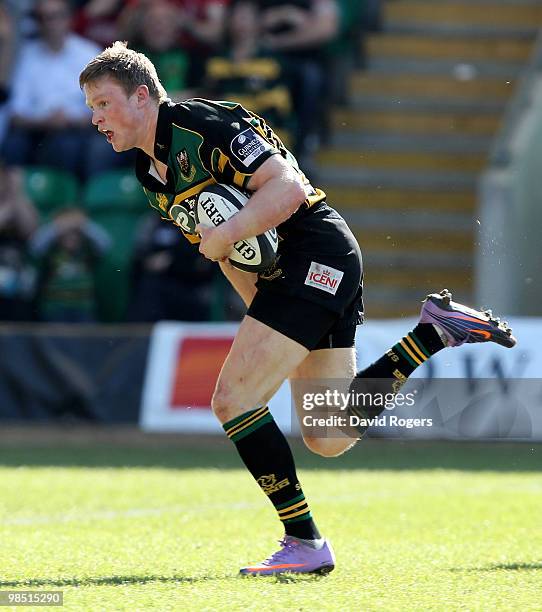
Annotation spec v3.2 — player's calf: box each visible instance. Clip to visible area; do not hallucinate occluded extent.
[302,434,357,458]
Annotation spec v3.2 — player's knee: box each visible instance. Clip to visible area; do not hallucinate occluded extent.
[211,386,235,423]
[303,436,356,458]
[211,381,248,424]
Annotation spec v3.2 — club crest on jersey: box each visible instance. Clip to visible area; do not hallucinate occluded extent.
[304,262,344,295]
[176,149,196,181]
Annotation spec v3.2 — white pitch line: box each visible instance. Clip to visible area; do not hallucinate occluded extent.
[1,501,258,526]
[0,494,366,527]
[5,483,536,528]
[0,482,542,528]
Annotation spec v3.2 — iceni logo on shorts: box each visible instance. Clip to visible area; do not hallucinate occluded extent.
[305,262,344,295]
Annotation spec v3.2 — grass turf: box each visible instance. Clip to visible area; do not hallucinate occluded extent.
[0,439,541,611]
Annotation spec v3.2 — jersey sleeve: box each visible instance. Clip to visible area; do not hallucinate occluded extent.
[190,100,281,190]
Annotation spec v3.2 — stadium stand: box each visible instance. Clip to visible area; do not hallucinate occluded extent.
[127,213,219,323]
[0,1,15,143]
[30,206,111,323]
[73,0,125,48]
[23,166,80,220]
[317,0,542,317]
[118,0,229,91]
[9,0,540,325]
[229,0,339,165]
[82,169,148,321]
[0,165,38,321]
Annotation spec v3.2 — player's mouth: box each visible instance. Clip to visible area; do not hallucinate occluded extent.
[101,129,114,143]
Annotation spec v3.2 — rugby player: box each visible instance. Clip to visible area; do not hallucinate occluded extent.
[80,42,516,576]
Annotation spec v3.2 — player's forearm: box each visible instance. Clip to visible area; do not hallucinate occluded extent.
[219,176,305,244]
[219,261,258,307]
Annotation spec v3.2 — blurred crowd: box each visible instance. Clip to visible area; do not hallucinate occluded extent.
[0,0,380,324]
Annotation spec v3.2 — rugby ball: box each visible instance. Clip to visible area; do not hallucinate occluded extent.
[196,183,278,272]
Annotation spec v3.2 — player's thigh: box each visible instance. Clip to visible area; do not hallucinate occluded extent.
[257,349,346,430]
[290,347,357,457]
[293,346,356,380]
[290,346,356,417]
[212,314,309,423]
[226,288,346,423]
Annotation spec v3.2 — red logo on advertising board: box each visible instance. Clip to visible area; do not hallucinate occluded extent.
[170,336,233,409]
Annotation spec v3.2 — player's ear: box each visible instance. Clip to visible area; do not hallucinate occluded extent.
[135,84,150,106]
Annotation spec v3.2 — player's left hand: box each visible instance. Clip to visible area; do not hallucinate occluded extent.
[196,223,234,262]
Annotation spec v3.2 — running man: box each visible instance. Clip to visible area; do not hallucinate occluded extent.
[80,42,516,576]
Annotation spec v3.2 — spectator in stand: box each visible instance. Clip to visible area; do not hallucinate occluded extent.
[1,0,131,180]
[203,3,294,141]
[230,0,339,166]
[72,0,126,48]
[127,214,219,322]
[30,207,111,322]
[4,1,37,39]
[135,1,190,101]
[118,0,229,91]
[0,164,38,321]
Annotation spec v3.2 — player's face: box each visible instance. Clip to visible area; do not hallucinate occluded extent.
[84,77,142,152]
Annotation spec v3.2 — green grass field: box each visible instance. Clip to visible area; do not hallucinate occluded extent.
[1,436,541,611]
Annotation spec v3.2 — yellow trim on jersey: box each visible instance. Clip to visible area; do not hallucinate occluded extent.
[171,122,205,141]
[183,232,201,244]
[172,177,216,205]
[252,121,268,140]
[233,170,251,189]
[217,151,229,173]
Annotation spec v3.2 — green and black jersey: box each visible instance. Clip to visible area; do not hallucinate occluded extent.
[135,98,326,244]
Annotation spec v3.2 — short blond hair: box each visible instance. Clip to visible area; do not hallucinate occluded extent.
[79,41,167,103]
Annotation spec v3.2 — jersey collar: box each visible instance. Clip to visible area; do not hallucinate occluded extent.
[135,99,176,192]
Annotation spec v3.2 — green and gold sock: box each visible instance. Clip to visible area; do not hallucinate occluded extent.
[357,323,445,383]
[349,323,446,426]
[223,406,320,540]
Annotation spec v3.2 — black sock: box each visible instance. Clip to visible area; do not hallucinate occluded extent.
[358,323,445,382]
[349,324,446,427]
[223,406,321,540]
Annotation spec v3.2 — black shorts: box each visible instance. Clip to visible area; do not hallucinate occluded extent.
[246,203,363,350]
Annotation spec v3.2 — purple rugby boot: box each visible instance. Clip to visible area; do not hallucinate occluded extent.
[239,536,336,576]
[420,289,516,348]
